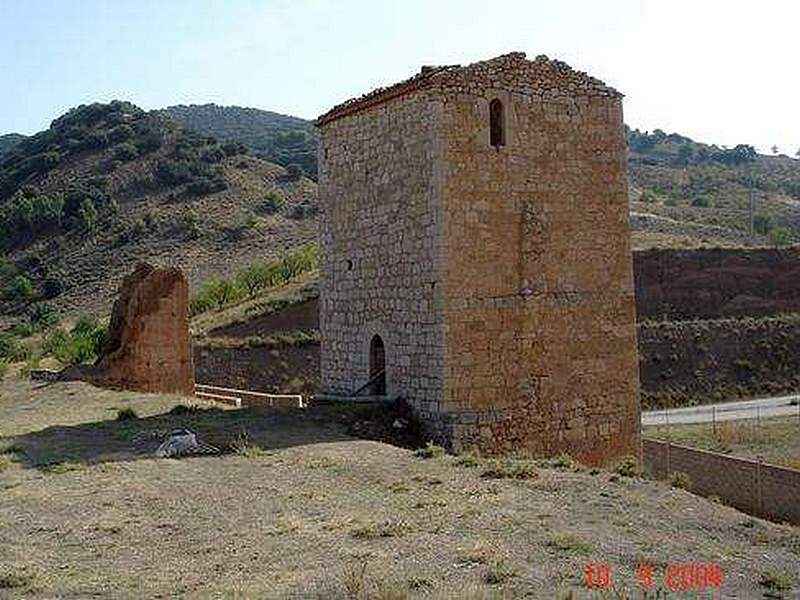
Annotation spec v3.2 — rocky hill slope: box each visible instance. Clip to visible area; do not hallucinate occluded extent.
[0,133,26,158]
[0,101,317,323]
[627,129,800,248]
[156,104,317,178]
[160,105,800,247]
[3,101,800,325]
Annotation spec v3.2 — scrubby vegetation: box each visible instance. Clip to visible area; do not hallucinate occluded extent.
[627,127,800,244]
[157,104,317,178]
[0,100,319,323]
[42,316,107,366]
[190,244,319,315]
[0,101,246,254]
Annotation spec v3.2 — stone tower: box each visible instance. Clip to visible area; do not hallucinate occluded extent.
[316,52,640,465]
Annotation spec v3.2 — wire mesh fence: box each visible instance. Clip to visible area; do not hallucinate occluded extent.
[642,397,800,470]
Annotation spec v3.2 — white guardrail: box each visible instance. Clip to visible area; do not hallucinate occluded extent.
[194,383,305,408]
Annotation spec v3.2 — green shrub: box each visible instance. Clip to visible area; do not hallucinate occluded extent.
[260,191,285,214]
[154,159,193,185]
[481,457,538,480]
[285,163,303,181]
[191,279,246,314]
[0,334,29,362]
[769,226,792,247]
[108,124,134,143]
[540,452,573,469]
[43,316,106,366]
[670,471,691,490]
[231,431,272,459]
[288,201,318,220]
[753,213,773,235]
[759,570,793,597]
[415,441,445,459]
[186,175,227,196]
[77,198,99,231]
[116,407,138,421]
[639,190,659,204]
[614,455,640,477]
[190,244,319,315]
[26,303,59,331]
[113,143,138,161]
[177,211,202,240]
[484,559,517,585]
[454,451,482,467]
[7,275,34,302]
[545,533,592,555]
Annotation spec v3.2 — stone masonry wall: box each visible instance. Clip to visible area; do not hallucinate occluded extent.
[317,91,445,411]
[318,54,640,465]
[431,55,640,464]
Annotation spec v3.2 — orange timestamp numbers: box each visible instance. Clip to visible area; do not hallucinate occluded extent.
[585,561,723,594]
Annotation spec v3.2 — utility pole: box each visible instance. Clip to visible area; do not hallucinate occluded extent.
[748,186,755,241]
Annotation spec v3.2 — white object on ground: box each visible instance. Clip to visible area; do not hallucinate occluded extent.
[155,428,219,458]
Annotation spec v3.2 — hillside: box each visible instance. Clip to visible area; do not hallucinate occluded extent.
[3,100,800,328]
[0,133,26,158]
[0,101,318,323]
[156,104,317,178]
[627,128,800,248]
[160,104,800,248]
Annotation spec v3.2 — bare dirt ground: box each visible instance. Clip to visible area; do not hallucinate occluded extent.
[1,379,798,599]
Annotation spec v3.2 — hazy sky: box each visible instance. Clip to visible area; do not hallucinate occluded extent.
[1,0,797,153]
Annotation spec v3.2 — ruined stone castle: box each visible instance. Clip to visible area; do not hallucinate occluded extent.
[316,52,640,464]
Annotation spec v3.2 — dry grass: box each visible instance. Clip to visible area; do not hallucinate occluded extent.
[644,416,800,468]
[0,379,797,598]
[230,430,274,459]
[481,456,538,480]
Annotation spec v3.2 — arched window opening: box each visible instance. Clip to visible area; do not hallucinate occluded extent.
[489,98,505,148]
[369,335,386,396]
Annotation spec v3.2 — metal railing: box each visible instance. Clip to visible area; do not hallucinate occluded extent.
[194,383,305,408]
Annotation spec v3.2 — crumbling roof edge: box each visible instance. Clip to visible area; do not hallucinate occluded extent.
[315,65,457,127]
[315,52,622,127]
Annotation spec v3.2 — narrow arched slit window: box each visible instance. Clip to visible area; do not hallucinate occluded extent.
[369,335,386,396]
[489,98,505,148]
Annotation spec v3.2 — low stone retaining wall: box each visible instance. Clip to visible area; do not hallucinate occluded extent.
[642,438,800,524]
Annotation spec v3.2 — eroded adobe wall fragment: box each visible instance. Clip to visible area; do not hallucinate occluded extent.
[87,263,194,395]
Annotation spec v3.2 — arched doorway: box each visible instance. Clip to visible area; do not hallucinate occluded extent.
[369,334,386,395]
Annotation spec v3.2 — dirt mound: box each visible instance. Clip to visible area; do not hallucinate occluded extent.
[208,298,318,338]
[634,247,800,320]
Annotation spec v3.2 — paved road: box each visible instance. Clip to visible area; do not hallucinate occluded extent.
[642,394,800,426]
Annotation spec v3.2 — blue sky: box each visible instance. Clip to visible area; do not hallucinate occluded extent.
[1,0,797,153]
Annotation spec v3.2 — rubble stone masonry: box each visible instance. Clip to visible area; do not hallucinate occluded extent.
[317,53,640,465]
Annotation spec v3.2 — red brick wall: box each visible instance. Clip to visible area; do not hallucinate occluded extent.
[643,438,800,524]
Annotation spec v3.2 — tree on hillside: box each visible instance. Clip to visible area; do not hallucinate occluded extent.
[771,145,779,155]
[796,148,800,159]
[770,226,792,247]
[677,144,694,165]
